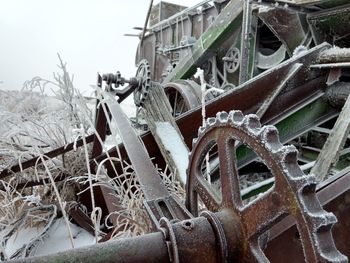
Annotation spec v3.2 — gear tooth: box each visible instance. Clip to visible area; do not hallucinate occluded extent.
[309,212,348,263]
[300,177,317,191]
[281,145,299,164]
[216,111,229,123]
[207,117,217,126]
[276,145,297,160]
[242,114,261,133]
[289,176,316,190]
[259,125,282,150]
[192,138,198,146]
[198,126,206,135]
[228,110,244,124]
[309,212,337,229]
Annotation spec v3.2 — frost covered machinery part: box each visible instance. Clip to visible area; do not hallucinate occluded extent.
[186,110,347,262]
[12,111,347,263]
[164,80,201,117]
[223,47,241,74]
[3,0,350,262]
[134,59,152,107]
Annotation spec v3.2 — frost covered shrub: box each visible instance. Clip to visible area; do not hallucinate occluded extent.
[0,56,94,258]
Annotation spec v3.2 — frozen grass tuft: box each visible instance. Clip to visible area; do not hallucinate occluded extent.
[0,55,186,259]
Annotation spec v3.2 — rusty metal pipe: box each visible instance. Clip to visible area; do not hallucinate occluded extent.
[9,216,222,263]
[9,232,170,263]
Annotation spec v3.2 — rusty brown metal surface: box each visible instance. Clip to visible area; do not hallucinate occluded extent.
[5,1,350,262]
[258,7,306,55]
[102,91,169,200]
[7,164,350,263]
[91,106,108,159]
[69,206,95,237]
[265,172,350,261]
[11,232,170,263]
[186,110,346,262]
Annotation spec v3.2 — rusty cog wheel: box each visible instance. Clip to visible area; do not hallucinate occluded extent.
[186,110,346,262]
[134,59,151,107]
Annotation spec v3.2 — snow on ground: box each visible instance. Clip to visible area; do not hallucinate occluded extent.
[34,218,95,256]
[2,218,95,259]
[155,121,189,183]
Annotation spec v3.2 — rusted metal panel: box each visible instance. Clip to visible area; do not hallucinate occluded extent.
[143,83,189,183]
[295,0,349,8]
[149,2,187,27]
[258,7,306,55]
[308,4,350,47]
[98,44,331,175]
[102,91,169,200]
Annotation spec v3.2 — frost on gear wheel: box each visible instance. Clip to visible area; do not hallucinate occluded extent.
[186,110,346,262]
[134,59,151,107]
[224,47,240,73]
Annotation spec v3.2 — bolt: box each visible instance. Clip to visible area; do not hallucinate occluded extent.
[181,220,194,231]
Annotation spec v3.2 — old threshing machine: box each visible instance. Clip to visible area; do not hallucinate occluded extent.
[4,0,350,262]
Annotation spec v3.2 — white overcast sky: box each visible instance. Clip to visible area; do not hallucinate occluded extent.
[0,0,199,95]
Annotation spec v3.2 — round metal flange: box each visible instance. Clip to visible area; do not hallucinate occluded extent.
[159,217,179,263]
[134,59,151,107]
[201,210,229,263]
[164,80,201,117]
[186,110,347,262]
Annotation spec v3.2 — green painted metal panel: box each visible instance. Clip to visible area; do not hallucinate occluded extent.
[164,0,244,82]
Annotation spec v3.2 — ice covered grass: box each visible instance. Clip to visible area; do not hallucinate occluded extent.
[0,56,96,259]
[0,56,186,260]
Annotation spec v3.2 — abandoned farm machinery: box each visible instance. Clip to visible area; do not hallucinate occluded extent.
[2,0,350,262]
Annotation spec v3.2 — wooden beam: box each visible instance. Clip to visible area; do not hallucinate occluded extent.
[311,84,350,181]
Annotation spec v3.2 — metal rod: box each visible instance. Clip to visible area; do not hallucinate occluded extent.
[10,232,169,263]
[139,0,154,56]
[239,0,252,84]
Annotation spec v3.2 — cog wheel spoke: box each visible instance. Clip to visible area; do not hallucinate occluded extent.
[216,133,242,208]
[194,176,221,212]
[240,191,288,239]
